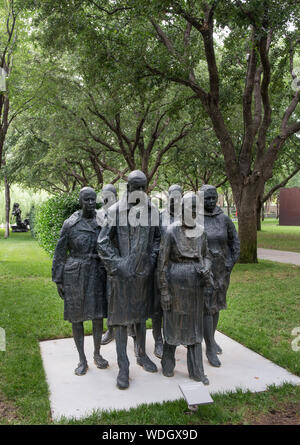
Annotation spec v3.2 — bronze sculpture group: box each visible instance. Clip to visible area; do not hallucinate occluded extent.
[52,170,240,390]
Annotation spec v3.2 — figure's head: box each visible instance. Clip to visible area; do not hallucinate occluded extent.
[200,184,218,213]
[182,192,199,227]
[102,184,117,195]
[127,170,147,193]
[168,184,183,216]
[168,184,183,196]
[102,184,117,206]
[79,187,97,216]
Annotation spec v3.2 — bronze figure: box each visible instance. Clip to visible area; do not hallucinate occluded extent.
[97,184,118,346]
[52,187,108,376]
[97,170,160,389]
[158,193,211,384]
[200,184,240,367]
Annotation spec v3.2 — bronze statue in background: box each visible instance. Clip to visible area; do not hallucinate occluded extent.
[12,203,29,232]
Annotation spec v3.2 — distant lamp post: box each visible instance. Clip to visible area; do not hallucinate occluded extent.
[0,67,7,91]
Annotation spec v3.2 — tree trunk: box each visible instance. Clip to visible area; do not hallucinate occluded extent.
[4,175,10,239]
[224,190,231,217]
[256,198,262,231]
[234,186,259,263]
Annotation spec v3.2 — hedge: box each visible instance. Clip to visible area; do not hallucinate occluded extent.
[34,192,81,257]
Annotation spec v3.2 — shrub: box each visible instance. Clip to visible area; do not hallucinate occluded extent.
[35,192,81,257]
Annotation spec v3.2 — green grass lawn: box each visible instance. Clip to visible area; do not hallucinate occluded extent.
[0,230,299,425]
[257,218,300,253]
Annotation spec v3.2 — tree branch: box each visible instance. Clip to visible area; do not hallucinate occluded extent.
[148,122,192,181]
[263,166,300,203]
[89,1,133,15]
[239,28,258,176]
[150,19,179,59]
[256,29,273,159]
[281,92,299,132]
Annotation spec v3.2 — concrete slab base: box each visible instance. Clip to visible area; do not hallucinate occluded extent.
[40,330,300,420]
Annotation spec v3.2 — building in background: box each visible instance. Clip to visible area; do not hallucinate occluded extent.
[279,188,300,226]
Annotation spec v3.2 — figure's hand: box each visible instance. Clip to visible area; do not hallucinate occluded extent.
[202,268,210,280]
[226,261,234,273]
[150,254,157,268]
[204,285,214,297]
[195,264,211,281]
[118,257,134,278]
[56,283,64,299]
[161,293,171,311]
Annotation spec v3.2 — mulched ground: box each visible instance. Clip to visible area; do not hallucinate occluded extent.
[250,402,300,425]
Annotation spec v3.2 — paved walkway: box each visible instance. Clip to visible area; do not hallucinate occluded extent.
[258,248,300,266]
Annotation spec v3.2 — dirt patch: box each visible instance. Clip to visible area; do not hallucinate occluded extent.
[251,402,300,425]
[0,393,19,422]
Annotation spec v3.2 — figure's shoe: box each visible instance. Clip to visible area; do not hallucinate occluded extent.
[206,349,221,367]
[101,329,115,345]
[117,370,129,390]
[75,361,88,376]
[214,342,222,355]
[190,373,210,385]
[137,355,158,373]
[162,368,174,378]
[94,354,109,369]
[154,341,163,359]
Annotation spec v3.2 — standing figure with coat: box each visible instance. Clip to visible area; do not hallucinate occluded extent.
[97,170,161,390]
[200,184,240,368]
[151,184,183,359]
[158,193,212,384]
[96,183,118,346]
[52,187,108,376]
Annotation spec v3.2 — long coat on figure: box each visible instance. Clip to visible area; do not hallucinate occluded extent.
[158,221,212,346]
[97,193,161,326]
[202,206,240,315]
[52,211,107,323]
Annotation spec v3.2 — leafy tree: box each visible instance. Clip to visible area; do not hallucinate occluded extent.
[8,38,195,193]
[138,0,300,262]
[20,1,300,262]
[159,122,227,191]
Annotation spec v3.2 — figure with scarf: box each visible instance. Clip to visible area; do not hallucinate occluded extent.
[200,184,240,367]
